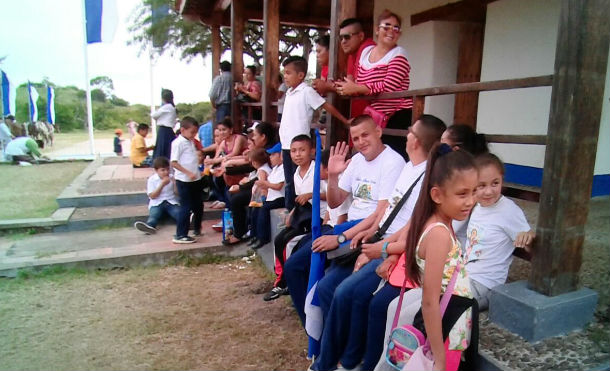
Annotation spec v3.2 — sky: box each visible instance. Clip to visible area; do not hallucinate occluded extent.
[0,0,214,106]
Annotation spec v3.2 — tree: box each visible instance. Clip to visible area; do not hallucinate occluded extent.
[128,0,323,66]
[90,76,115,99]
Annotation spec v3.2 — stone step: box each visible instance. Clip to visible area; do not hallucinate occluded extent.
[54,203,223,232]
[0,221,247,278]
[56,191,149,208]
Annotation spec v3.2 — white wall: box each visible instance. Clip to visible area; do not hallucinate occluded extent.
[595,48,610,174]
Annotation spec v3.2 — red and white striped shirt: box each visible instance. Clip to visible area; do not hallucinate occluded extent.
[357,45,413,116]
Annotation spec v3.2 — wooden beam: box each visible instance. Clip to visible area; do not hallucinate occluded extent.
[410,0,494,26]
[326,0,355,147]
[211,24,221,79]
[529,0,610,296]
[411,96,426,124]
[485,134,546,145]
[366,75,553,100]
[454,22,485,127]
[231,0,245,128]
[262,0,279,123]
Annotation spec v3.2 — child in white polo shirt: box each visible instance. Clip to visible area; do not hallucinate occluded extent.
[279,55,349,211]
[170,116,203,244]
[134,156,180,234]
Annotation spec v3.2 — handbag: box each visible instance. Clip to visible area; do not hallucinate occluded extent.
[385,239,461,371]
[364,106,390,128]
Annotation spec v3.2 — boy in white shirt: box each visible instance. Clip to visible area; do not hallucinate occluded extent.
[170,116,203,244]
[134,157,180,234]
[279,55,349,211]
[266,135,327,301]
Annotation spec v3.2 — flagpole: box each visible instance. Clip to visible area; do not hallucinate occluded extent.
[81,0,96,155]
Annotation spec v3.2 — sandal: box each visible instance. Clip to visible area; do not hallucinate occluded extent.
[222,236,242,246]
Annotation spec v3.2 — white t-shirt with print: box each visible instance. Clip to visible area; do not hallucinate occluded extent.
[378,160,426,236]
[266,164,285,202]
[464,196,531,289]
[338,146,405,221]
[294,160,327,219]
[279,82,326,149]
[147,173,179,209]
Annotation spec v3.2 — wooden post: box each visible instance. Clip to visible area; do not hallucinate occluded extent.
[211,24,221,79]
[529,0,610,296]
[231,0,245,128]
[326,0,355,147]
[262,0,279,123]
[411,96,426,124]
[453,22,484,128]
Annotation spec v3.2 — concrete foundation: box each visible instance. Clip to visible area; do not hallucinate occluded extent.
[489,280,598,342]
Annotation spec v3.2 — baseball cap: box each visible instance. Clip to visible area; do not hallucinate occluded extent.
[266,142,282,154]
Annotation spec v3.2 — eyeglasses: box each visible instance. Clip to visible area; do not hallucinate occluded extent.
[339,32,359,41]
[378,24,401,33]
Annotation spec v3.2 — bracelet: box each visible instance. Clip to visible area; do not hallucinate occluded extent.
[381,241,389,259]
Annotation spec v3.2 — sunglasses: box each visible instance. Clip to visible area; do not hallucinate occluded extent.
[339,32,359,41]
[379,24,401,32]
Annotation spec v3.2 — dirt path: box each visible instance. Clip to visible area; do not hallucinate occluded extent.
[0,261,310,371]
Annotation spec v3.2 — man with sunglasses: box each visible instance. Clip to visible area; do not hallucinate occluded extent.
[312,18,375,117]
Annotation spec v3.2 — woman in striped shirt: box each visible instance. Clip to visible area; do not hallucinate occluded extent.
[335,9,413,161]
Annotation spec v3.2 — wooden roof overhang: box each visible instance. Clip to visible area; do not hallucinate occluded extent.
[176,0,333,28]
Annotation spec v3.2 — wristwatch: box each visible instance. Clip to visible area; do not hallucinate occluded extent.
[381,241,389,259]
[337,233,347,244]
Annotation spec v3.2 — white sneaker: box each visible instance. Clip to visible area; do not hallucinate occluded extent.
[337,364,361,371]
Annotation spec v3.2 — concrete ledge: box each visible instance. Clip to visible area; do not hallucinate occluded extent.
[0,208,74,230]
[56,192,149,208]
[489,280,598,342]
[0,239,249,278]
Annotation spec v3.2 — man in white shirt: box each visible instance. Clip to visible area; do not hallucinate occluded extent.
[284,115,404,325]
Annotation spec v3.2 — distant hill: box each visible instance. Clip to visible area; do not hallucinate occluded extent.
[8,83,211,132]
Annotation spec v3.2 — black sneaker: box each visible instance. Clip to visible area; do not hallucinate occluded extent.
[247,237,259,246]
[263,286,289,301]
[192,231,203,237]
[134,221,157,234]
[172,236,196,244]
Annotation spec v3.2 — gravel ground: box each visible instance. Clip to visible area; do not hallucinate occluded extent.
[480,196,610,370]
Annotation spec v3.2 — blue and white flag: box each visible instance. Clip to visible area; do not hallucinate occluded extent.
[28,83,39,122]
[47,86,55,125]
[1,70,15,116]
[305,129,325,358]
[85,0,118,44]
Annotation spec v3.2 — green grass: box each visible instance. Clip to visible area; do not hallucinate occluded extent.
[0,161,88,220]
[41,130,116,156]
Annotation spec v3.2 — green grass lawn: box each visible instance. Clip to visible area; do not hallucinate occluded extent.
[0,162,89,220]
[41,129,116,155]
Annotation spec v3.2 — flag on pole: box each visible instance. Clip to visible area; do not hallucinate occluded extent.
[47,86,55,125]
[28,83,39,122]
[85,0,118,44]
[305,130,325,358]
[1,70,15,116]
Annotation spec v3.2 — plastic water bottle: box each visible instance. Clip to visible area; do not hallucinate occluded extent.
[222,208,234,242]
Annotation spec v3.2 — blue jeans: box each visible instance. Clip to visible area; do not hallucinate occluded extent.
[147,200,181,228]
[282,149,296,210]
[284,220,362,327]
[313,259,384,371]
[362,283,401,371]
[215,103,231,123]
[175,178,203,238]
